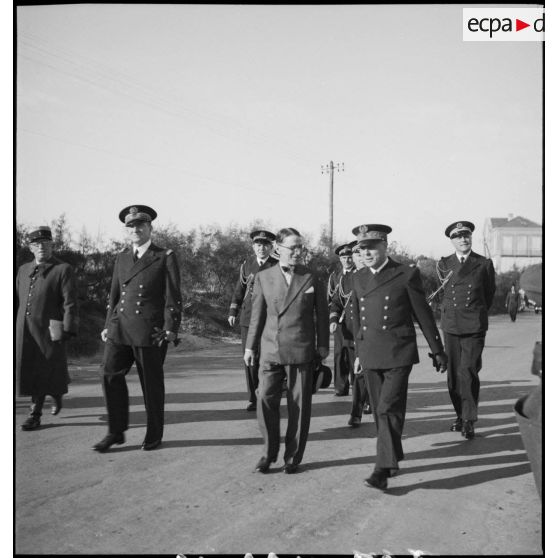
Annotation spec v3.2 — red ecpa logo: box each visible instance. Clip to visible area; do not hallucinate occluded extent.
[467,14,544,38]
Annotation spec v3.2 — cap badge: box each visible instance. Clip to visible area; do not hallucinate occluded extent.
[359,225,368,234]
[456,222,463,229]
[130,206,138,215]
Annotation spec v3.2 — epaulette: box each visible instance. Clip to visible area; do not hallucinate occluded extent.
[409,263,416,268]
[166,249,174,255]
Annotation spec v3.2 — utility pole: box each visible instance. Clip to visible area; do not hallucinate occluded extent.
[321,161,344,255]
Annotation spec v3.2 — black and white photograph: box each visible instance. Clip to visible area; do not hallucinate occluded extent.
[13,2,546,556]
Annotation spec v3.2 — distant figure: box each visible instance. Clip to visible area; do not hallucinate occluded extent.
[93,205,182,453]
[245,227,329,474]
[228,230,278,411]
[438,221,496,440]
[505,284,521,322]
[15,226,78,430]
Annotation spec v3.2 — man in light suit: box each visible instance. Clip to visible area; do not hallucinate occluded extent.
[351,224,448,490]
[93,205,182,453]
[438,221,496,439]
[245,227,329,474]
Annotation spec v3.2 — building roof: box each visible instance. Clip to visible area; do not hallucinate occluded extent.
[489,216,541,229]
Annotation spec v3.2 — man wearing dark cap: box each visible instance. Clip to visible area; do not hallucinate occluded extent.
[328,243,357,396]
[16,226,78,430]
[228,230,278,411]
[93,205,182,452]
[329,242,370,426]
[350,224,448,489]
[245,227,329,474]
[437,221,496,440]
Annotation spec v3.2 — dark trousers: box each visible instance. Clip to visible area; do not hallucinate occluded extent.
[351,373,370,418]
[363,366,412,470]
[241,326,259,404]
[29,395,45,418]
[444,331,485,422]
[333,327,350,395]
[257,362,314,465]
[102,341,167,443]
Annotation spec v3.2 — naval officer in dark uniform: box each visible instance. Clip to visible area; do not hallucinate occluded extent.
[350,224,447,489]
[437,221,496,439]
[228,230,278,411]
[329,242,369,426]
[328,244,356,396]
[93,205,182,452]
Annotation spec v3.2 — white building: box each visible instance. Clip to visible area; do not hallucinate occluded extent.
[483,215,542,273]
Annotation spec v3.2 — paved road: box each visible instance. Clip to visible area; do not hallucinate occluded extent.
[15,314,542,555]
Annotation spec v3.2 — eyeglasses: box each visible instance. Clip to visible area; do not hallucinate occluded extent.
[277,243,305,253]
[450,232,471,239]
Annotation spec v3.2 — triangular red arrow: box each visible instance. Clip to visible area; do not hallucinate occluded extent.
[516,19,530,31]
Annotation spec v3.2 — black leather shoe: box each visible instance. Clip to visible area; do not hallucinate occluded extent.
[462,420,475,440]
[141,439,162,451]
[348,416,361,427]
[450,418,463,432]
[364,469,389,490]
[246,402,257,412]
[283,463,298,474]
[334,391,349,397]
[51,395,63,416]
[254,456,275,473]
[92,433,125,452]
[21,416,41,431]
[363,404,372,414]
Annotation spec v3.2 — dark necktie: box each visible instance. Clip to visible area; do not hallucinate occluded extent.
[133,249,139,262]
[460,257,465,265]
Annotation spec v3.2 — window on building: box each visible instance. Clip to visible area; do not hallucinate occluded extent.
[530,235,542,256]
[502,235,513,255]
[516,235,528,255]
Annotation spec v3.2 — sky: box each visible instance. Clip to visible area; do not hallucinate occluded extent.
[15,3,543,258]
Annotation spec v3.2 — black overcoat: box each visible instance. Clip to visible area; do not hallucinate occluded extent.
[15,257,78,396]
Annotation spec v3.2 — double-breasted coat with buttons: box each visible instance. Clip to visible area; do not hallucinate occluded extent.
[15,257,78,396]
[105,244,182,346]
[438,252,496,335]
[351,258,444,369]
[438,251,496,422]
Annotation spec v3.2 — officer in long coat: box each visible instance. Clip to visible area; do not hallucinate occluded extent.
[329,242,370,426]
[93,205,182,452]
[328,244,356,396]
[351,224,447,490]
[245,227,329,474]
[438,221,496,439]
[228,230,278,411]
[15,226,78,430]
